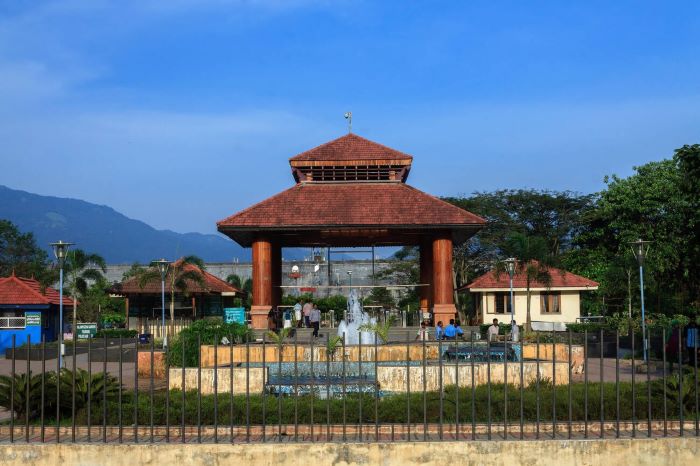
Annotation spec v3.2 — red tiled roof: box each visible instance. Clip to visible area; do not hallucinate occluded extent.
[289,134,413,166]
[462,262,599,290]
[217,182,485,230]
[0,274,76,306]
[117,259,244,295]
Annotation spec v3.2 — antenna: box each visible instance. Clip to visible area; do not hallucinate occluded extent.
[344,111,352,133]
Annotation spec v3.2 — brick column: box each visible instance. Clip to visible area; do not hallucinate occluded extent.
[432,233,457,325]
[251,238,273,329]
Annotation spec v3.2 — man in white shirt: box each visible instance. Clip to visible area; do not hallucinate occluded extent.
[488,318,500,342]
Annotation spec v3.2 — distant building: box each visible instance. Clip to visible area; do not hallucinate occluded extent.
[461,262,598,328]
[113,258,245,334]
[0,272,74,352]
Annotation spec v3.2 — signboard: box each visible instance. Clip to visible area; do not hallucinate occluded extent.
[76,323,98,339]
[224,307,246,325]
[25,312,41,326]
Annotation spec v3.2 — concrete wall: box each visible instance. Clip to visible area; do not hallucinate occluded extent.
[377,361,570,391]
[168,367,266,394]
[200,343,584,368]
[1,438,698,466]
[200,343,443,367]
[481,290,582,324]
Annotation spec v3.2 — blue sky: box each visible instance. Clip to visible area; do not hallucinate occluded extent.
[1,0,699,234]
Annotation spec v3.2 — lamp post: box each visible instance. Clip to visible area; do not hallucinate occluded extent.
[347,270,353,287]
[51,240,74,368]
[630,239,652,362]
[152,259,170,348]
[504,258,517,327]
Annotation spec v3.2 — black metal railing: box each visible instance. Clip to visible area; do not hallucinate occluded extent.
[0,327,697,443]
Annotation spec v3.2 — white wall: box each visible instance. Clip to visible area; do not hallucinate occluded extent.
[480,290,581,324]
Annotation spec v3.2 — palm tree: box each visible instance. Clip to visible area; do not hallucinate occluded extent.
[64,249,107,333]
[136,256,206,337]
[225,273,242,289]
[500,233,557,332]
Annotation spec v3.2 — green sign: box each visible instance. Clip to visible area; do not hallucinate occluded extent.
[25,312,41,326]
[224,307,246,325]
[76,323,97,339]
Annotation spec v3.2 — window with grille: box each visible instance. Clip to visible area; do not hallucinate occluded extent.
[540,291,561,313]
[494,292,512,314]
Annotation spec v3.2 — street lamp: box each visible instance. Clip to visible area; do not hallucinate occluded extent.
[51,240,74,368]
[504,258,517,327]
[152,259,170,348]
[347,270,353,287]
[630,239,652,362]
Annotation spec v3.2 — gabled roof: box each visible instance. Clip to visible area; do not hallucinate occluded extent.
[289,134,413,167]
[0,273,76,306]
[461,262,599,291]
[116,259,244,295]
[217,182,486,246]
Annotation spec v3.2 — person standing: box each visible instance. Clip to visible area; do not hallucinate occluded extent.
[302,301,313,328]
[510,320,520,342]
[488,318,500,342]
[310,304,321,338]
[294,301,303,328]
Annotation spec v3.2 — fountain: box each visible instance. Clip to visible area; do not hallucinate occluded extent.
[336,289,377,345]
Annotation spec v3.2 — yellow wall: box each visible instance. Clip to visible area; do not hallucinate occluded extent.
[480,290,581,324]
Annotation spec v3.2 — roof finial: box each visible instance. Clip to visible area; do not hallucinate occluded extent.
[344,111,352,133]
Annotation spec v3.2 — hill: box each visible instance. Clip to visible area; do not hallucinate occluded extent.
[0,185,250,263]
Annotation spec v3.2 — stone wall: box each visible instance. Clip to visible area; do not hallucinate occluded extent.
[168,367,266,394]
[1,438,698,466]
[377,361,570,391]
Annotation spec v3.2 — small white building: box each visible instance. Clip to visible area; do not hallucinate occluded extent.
[461,262,598,328]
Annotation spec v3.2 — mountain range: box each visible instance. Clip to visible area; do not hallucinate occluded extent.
[0,185,250,263]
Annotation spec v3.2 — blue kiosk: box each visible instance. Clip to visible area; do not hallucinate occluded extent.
[0,272,71,352]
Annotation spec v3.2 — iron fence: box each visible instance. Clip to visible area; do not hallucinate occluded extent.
[0,327,697,443]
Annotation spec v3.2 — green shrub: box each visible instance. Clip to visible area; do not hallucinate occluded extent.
[0,371,57,420]
[100,312,126,327]
[167,319,252,367]
[58,368,121,411]
[69,379,699,427]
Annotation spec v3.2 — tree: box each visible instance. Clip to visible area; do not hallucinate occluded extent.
[121,263,146,280]
[64,249,107,330]
[567,158,689,315]
[375,246,419,310]
[0,220,50,280]
[674,144,700,306]
[135,256,206,336]
[226,273,242,289]
[443,190,594,320]
[500,233,556,331]
[365,286,395,310]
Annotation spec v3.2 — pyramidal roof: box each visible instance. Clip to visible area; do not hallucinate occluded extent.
[289,133,413,166]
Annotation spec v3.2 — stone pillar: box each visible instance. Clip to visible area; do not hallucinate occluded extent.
[419,240,433,316]
[251,238,273,329]
[432,233,457,325]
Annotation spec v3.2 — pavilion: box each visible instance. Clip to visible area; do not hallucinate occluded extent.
[217,133,486,329]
